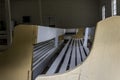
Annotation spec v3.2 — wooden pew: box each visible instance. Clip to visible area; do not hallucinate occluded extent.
[76,39,82,65]
[36,16,120,80]
[0,25,65,80]
[32,39,65,80]
[0,25,38,80]
[46,39,71,75]
[45,38,89,75]
[58,39,74,73]
[33,39,54,52]
[79,39,87,61]
[69,39,76,70]
[33,39,55,66]
[0,24,90,80]
[32,47,57,80]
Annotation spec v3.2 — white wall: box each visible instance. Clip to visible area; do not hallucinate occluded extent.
[66,29,77,33]
[84,27,95,46]
[41,0,100,28]
[37,26,65,43]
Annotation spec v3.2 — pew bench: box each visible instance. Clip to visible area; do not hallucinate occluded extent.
[46,38,89,75]
[32,38,90,80]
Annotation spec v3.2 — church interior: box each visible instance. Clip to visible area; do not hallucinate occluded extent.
[0,0,120,80]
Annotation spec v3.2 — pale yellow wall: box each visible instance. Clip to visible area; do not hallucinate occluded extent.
[0,25,37,80]
[58,35,64,42]
[36,16,120,80]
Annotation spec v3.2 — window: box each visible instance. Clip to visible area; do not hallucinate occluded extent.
[111,0,117,16]
[102,5,105,20]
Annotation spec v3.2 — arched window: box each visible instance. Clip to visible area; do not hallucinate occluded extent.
[102,5,105,20]
[111,0,117,16]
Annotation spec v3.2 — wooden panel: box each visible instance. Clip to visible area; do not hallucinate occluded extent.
[79,39,86,61]
[76,39,82,65]
[80,38,84,45]
[83,46,90,56]
[33,41,54,62]
[33,45,53,59]
[34,40,54,51]
[59,35,64,42]
[33,47,57,80]
[33,47,53,67]
[69,39,76,70]
[59,39,73,73]
[46,39,71,75]
[0,25,38,80]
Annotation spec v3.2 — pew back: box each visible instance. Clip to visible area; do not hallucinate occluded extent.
[0,25,38,80]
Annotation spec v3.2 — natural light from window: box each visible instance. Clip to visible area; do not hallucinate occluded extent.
[111,0,117,16]
[102,5,105,20]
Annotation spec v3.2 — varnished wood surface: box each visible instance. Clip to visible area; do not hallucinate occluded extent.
[36,16,120,80]
[0,25,38,80]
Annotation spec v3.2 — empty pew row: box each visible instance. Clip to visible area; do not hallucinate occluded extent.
[32,38,90,80]
[42,38,90,75]
[33,39,55,64]
[0,16,119,80]
[32,39,65,80]
[30,26,65,80]
[0,25,66,80]
[36,16,120,80]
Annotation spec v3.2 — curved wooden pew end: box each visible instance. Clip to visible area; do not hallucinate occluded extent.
[36,16,120,80]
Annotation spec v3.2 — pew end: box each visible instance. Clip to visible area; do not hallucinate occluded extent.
[36,16,120,80]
